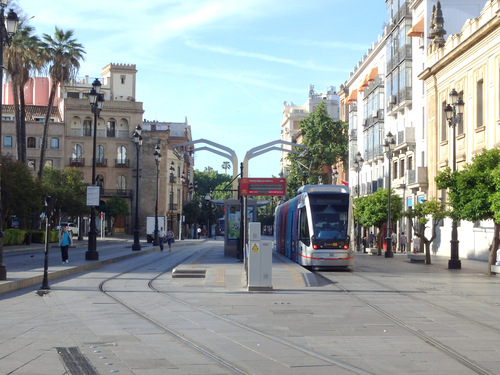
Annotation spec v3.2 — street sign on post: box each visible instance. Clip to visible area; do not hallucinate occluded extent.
[239,178,286,196]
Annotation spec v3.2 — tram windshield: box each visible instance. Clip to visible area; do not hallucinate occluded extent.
[309,194,349,240]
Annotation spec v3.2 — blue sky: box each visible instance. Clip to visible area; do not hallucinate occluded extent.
[19,0,386,177]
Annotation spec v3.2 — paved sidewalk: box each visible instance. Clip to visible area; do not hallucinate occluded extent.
[0,235,203,295]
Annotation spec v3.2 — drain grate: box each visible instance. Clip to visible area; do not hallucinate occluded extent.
[56,347,99,375]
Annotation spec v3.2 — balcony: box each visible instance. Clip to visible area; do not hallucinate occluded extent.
[115,159,130,168]
[96,159,107,167]
[101,189,132,198]
[69,157,85,167]
[406,167,428,190]
[394,127,416,154]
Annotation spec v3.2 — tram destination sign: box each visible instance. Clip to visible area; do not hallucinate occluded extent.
[240,178,286,196]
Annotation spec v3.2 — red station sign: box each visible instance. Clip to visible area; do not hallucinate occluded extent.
[239,178,286,196]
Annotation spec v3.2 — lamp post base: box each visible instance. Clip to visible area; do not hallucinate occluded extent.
[132,229,141,251]
[385,237,394,258]
[0,265,6,281]
[448,259,461,269]
[86,230,99,260]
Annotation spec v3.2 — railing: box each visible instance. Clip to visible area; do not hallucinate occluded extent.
[69,158,85,167]
[101,189,132,197]
[115,159,130,168]
[96,159,107,167]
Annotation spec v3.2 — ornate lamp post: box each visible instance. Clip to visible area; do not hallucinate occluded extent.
[132,125,142,251]
[444,88,465,270]
[353,152,364,252]
[153,144,161,246]
[180,172,185,239]
[86,79,104,261]
[331,165,339,185]
[0,1,18,280]
[384,132,396,258]
[169,161,175,231]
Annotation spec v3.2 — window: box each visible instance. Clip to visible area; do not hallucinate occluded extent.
[399,159,404,178]
[107,120,116,138]
[96,175,104,188]
[44,160,53,168]
[27,137,36,148]
[120,75,126,84]
[97,145,105,164]
[27,159,35,170]
[117,146,127,166]
[3,136,12,147]
[117,175,126,191]
[84,119,92,137]
[407,155,413,170]
[50,137,59,149]
[72,144,82,159]
[67,92,79,99]
[476,80,483,128]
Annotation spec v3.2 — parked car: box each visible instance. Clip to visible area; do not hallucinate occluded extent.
[56,222,79,236]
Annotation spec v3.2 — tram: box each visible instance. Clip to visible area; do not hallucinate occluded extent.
[274,185,354,269]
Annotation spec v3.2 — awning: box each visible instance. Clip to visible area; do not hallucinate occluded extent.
[358,75,369,92]
[346,89,358,104]
[408,16,424,37]
[368,66,379,81]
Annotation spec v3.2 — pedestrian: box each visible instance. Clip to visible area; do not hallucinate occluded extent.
[166,228,174,251]
[159,227,165,251]
[391,230,397,251]
[58,225,73,264]
[197,227,201,239]
[400,232,407,252]
[369,232,375,248]
[413,233,421,254]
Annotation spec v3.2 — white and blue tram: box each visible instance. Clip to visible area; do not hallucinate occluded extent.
[274,185,354,269]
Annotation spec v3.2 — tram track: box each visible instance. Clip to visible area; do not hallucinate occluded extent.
[315,270,496,375]
[98,246,373,375]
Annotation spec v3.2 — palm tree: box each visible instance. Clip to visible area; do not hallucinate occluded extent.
[221,161,230,174]
[38,26,85,180]
[4,23,42,164]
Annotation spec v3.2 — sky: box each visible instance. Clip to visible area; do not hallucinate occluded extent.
[16,0,386,178]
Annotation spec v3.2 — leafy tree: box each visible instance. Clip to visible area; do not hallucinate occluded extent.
[285,101,348,198]
[1,158,42,229]
[354,188,402,255]
[42,167,87,227]
[5,22,42,164]
[436,148,500,273]
[103,195,130,235]
[38,27,85,180]
[405,198,447,264]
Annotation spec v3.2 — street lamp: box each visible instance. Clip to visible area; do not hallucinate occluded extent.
[169,161,175,231]
[384,132,396,258]
[86,78,104,261]
[0,1,18,280]
[180,172,185,239]
[332,165,339,185]
[153,144,161,246]
[205,190,212,238]
[132,125,142,251]
[353,152,364,252]
[444,88,465,270]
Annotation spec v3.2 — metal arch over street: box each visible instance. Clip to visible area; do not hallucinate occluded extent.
[242,140,307,178]
[174,139,307,196]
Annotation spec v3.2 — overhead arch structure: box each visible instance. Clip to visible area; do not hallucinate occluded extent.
[174,139,307,198]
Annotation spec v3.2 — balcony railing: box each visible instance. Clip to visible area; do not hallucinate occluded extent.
[100,189,132,198]
[115,159,130,168]
[96,159,107,167]
[69,157,85,167]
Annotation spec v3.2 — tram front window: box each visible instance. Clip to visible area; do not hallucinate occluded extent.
[310,195,348,240]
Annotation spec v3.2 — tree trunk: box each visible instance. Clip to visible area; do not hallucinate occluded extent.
[38,82,56,181]
[19,86,27,164]
[487,222,500,275]
[424,240,432,265]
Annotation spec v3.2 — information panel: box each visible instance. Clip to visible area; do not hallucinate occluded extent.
[240,178,286,196]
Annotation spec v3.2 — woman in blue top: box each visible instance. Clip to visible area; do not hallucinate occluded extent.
[58,225,73,264]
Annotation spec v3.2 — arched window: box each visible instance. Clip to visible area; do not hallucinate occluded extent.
[96,174,104,189]
[71,144,83,166]
[97,145,105,165]
[117,146,127,167]
[117,175,126,192]
[107,119,116,138]
[83,118,92,137]
[27,137,36,148]
[50,137,59,149]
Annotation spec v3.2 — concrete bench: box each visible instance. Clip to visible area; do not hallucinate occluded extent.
[368,248,379,255]
[408,253,425,262]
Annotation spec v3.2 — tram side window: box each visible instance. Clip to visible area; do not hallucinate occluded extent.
[298,207,310,245]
